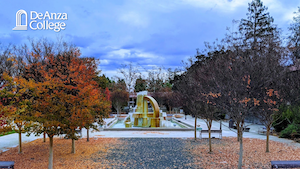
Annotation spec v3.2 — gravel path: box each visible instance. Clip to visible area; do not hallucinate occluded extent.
[97,138,197,169]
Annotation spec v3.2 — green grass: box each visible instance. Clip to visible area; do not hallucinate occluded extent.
[0,130,16,137]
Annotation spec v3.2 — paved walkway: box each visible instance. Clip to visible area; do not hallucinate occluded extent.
[1,115,299,152]
[101,138,196,168]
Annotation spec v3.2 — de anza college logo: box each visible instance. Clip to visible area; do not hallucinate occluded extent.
[13,9,67,32]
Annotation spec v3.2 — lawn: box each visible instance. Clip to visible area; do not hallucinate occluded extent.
[0,137,300,168]
[0,130,16,137]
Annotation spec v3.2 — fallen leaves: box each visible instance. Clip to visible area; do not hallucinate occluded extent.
[187,137,300,168]
[0,138,121,169]
[1,137,299,168]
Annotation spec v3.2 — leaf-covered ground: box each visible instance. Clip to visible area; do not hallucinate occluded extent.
[1,137,300,168]
[187,137,300,168]
[0,138,120,169]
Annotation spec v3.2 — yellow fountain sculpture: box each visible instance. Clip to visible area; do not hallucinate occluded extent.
[132,91,166,127]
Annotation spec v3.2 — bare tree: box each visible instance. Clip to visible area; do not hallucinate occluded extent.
[173,72,202,141]
[118,63,140,92]
[250,34,287,153]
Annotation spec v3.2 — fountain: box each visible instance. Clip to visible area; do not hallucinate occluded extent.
[108,91,192,129]
[125,91,167,128]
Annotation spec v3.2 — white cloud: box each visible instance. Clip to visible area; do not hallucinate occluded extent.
[119,11,149,27]
[181,0,249,12]
[99,59,110,65]
[136,52,157,58]
[108,49,132,58]
[107,48,163,60]
[180,0,300,21]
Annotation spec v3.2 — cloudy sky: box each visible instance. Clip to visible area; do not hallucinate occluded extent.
[0,0,299,78]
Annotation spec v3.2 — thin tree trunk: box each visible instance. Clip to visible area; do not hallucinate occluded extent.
[43,132,46,142]
[238,129,243,169]
[194,114,197,141]
[236,121,240,142]
[71,139,75,154]
[266,125,270,153]
[18,130,22,153]
[87,128,89,142]
[208,119,212,153]
[48,136,54,169]
[116,107,121,121]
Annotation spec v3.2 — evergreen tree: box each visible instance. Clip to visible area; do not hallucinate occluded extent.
[289,7,300,60]
[134,76,147,92]
[239,0,277,52]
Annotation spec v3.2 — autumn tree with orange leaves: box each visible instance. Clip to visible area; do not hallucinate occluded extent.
[1,73,34,154]
[0,47,31,154]
[17,40,110,169]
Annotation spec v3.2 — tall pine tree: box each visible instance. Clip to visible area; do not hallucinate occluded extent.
[239,0,277,53]
[289,7,300,60]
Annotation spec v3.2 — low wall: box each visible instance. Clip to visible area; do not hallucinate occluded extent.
[103,128,194,131]
[172,117,194,128]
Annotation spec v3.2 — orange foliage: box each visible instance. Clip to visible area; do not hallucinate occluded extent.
[202,92,221,98]
[104,87,111,101]
[18,49,111,139]
[242,75,251,89]
[239,97,251,106]
[253,98,260,106]
[264,99,277,105]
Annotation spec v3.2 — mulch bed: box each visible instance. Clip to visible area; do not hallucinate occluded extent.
[1,137,300,168]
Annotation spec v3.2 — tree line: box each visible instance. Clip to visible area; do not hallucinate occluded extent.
[172,1,300,169]
[0,39,111,169]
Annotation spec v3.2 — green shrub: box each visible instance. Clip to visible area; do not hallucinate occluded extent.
[280,123,300,138]
[273,104,300,133]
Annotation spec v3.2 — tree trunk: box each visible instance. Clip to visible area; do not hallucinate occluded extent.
[236,121,240,142]
[48,136,54,169]
[18,130,22,153]
[238,129,243,169]
[208,119,212,153]
[266,125,270,153]
[194,114,197,141]
[43,132,46,142]
[71,139,75,154]
[117,107,120,120]
[87,128,90,142]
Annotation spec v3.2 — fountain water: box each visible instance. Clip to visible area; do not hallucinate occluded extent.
[124,91,167,128]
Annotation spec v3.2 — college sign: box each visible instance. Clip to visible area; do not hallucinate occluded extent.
[13,9,67,32]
